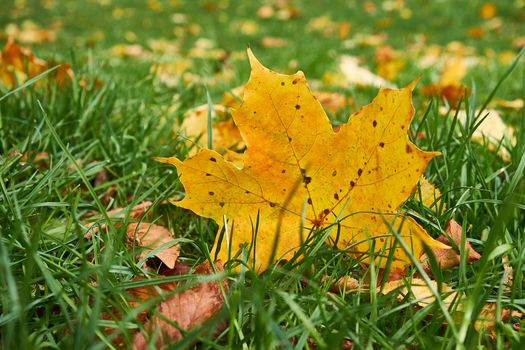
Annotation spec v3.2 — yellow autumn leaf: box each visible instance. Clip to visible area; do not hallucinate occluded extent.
[158,49,448,272]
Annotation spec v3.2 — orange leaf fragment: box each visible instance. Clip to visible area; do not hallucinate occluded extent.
[158,49,448,272]
[420,219,480,273]
[126,223,180,269]
[133,261,227,349]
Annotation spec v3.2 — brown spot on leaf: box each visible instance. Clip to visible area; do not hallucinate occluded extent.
[210,157,217,162]
[373,120,377,127]
[209,191,214,196]
[295,104,301,110]
[357,169,363,176]
[332,170,337,176]
[334,193,339,200]
[219,202,225,207]
[379,142,385,147]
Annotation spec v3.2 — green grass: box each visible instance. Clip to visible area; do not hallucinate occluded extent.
[1,0,525,348]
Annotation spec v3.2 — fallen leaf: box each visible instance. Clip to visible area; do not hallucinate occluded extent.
[339,55,396,88]
[467,27,485,39]
[126,223,180,269]
[0,38,73,88]
[256,5,275,19]
[479,3,496,19]
[374,45,405,81]
[420,219,480,273]
[0,38,47,88]
[133,261,227,349]
[158,49,447,272]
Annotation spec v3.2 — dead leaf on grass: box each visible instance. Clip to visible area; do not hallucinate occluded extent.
[133,260,228,349]
[420,219,480,273]
[126,223,180,269]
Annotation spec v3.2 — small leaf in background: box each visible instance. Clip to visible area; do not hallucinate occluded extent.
[374,45,406,81]
[133,261,228,349]
[479,3,497,19]
[158,49,448,272]
[422,55,470,107]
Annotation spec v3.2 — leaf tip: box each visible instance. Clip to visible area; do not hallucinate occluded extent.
[246,47,265,72]
[153,156,181,166]
[406,77,421,92]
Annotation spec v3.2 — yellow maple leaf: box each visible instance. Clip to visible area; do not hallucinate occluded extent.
[158,49,448,272]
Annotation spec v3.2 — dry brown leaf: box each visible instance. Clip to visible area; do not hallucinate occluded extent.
[83,201,153,238]
[133,261,227,349]
[126,223,180,269]
[420,219,480,273]
[0,38,73,88]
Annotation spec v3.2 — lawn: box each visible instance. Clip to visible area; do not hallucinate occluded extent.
[1,0,524,349]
